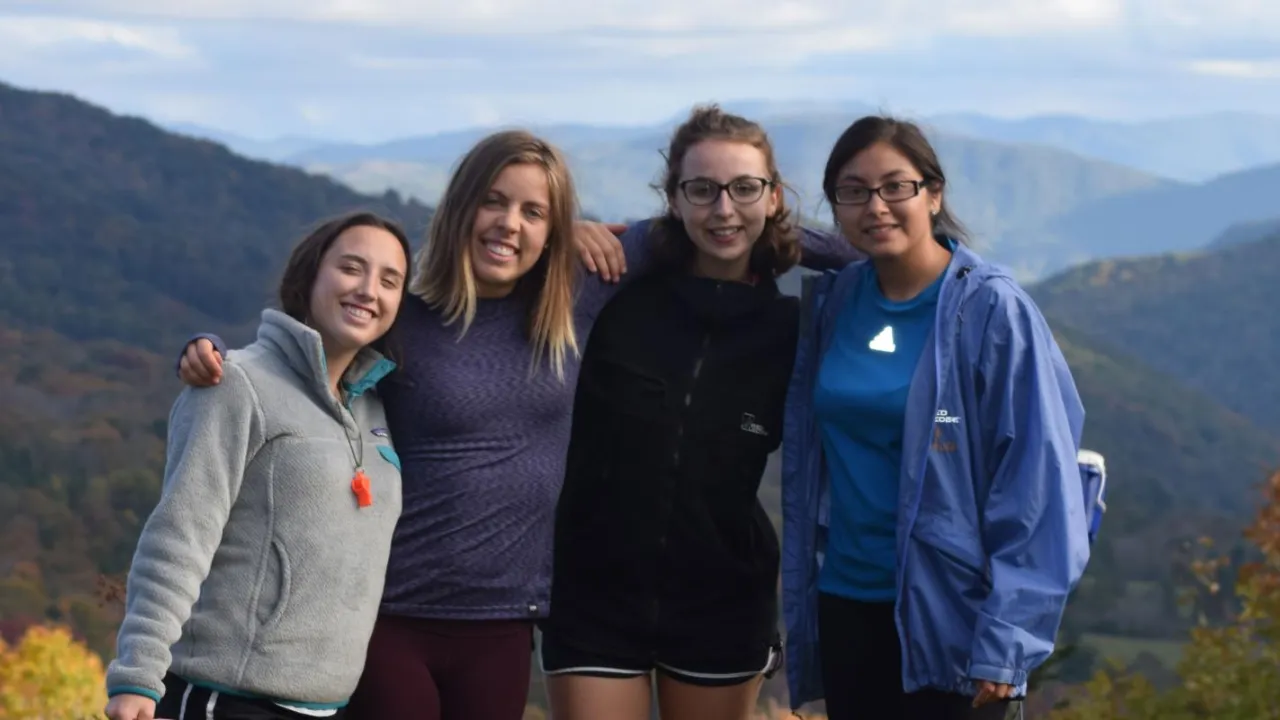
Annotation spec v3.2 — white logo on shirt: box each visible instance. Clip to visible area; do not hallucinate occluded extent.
[868,325,896,353]
[741,413,768,436]
[934,409,961,424]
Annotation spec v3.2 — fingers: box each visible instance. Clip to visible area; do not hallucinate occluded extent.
[195,339,222,381]
[105,695,138,720]
[972,681,1014,707]
[605,223,627,237]
[592,225,627,281]
[572,222,628,283]
[577,235,604,277]
[973,681,997,707]
[179,339,222,386]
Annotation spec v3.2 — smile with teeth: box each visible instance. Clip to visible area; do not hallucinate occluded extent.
[343,304,374,322]
[709,227,742,238]
[484,239,518,258]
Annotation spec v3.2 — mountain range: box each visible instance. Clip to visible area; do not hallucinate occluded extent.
[171,104,1280,282]
[1,77,1278,665]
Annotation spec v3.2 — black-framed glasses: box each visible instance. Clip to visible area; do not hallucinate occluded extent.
[832,179,926,205]
[678,176,774,206]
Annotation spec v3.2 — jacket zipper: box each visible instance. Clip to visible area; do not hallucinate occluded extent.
[896,264,975,687]
[652,282,720,639]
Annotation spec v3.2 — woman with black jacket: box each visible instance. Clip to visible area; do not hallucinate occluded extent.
[540,105,845,720]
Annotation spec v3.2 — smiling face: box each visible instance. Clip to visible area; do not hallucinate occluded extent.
[832,141,942,261]
[469,162,552,298]
[671,138,780,281]
[308,224,407,357]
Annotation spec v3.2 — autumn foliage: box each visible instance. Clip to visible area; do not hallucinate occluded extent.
[1047,469,1280,719]
[0,624,107,719]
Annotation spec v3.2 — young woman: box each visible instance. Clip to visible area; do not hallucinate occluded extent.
[539,106,807,720]
[173,128,859,720]
[780,115,1091,720]
[104,212,413,720]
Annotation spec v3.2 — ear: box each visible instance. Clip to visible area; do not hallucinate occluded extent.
[767,183,782,218]
[668,194,683,220]
[927,181,944,216]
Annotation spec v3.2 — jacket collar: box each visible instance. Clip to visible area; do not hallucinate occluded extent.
[662,269,782,328]
[255,309,396,405]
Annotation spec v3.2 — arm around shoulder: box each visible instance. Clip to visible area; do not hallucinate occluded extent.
[966,281,1088,688]
[797,225,864,272]
[105,363,266,701]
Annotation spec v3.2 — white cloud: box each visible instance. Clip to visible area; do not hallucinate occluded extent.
[347,54,483,71]
[15,0,1145,38]
[5,0,1280,141]
[0,15,194,59]
[1186,59,1280,79]
[576,26,891,62]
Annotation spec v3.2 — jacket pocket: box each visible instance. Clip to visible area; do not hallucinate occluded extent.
[256,539,292,631]
[910,518,991,601]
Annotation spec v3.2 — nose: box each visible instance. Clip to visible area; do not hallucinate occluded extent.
[863,191,891,216]
[355,271,377,300]
[711,188,735,217]
[496,205,520,234]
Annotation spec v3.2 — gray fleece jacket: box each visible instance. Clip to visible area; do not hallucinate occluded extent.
[105,309,403,711]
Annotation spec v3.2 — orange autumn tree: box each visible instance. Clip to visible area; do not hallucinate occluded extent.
[0,624,107,720]
[1048,469,1280,720]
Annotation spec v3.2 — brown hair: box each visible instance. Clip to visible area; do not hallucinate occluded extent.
[652,104,799,277]
[822,115,969,243]
[409,130,580,381]
[278,210,413,323]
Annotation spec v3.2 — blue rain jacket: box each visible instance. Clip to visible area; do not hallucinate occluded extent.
[780,243,1092,709]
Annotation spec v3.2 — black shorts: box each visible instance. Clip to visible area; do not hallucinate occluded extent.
[155,673,347,720]
[538,631,782,688]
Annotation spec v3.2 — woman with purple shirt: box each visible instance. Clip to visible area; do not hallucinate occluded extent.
[174,127,856,719]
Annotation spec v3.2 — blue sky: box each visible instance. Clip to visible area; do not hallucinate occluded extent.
[2,0,1278,143]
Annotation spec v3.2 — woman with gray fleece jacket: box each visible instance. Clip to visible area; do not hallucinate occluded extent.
[104,212,414,720]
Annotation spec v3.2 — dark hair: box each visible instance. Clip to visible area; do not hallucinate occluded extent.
[652,104,800,277]
[277,210,414,348]
[822,115,969,243]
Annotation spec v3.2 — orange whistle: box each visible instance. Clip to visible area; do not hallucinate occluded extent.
[351,470,373,508]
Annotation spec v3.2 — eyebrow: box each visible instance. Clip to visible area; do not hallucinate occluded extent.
[488,188,548,212]
[338,253,404,279]
[839,168,912,184]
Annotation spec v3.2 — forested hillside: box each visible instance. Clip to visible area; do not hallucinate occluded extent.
[0,80,433,354]
[1,79,1277,713]
[1032,232,1280,433]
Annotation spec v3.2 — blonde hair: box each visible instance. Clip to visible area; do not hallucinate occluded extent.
[409,130,580,380]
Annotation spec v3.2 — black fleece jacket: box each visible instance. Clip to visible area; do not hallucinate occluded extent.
[544,268,799,663]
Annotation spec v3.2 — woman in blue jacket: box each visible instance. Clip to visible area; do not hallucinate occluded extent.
[780,115,1091,719]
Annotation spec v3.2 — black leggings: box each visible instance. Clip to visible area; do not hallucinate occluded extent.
[817,592,1022,720]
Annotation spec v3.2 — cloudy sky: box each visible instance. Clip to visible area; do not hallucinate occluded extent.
[1,0,1278,143]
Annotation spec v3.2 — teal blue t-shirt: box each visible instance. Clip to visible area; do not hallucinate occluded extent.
[814,262,944,601]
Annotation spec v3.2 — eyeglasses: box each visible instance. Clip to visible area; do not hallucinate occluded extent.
[677,176,774,206]
[832,179,926,206]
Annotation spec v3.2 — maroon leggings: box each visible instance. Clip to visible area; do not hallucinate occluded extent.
[344,613,534,720]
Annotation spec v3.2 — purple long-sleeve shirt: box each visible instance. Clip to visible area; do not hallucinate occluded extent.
[373,222,858,621]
